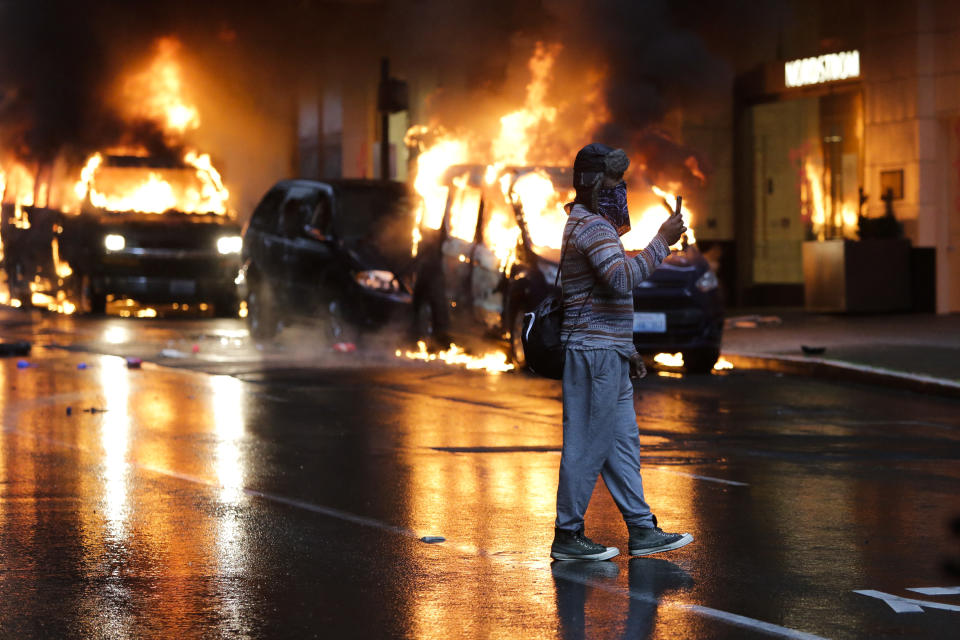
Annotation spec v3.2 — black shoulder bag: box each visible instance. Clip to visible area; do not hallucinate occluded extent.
[521,218,593,379]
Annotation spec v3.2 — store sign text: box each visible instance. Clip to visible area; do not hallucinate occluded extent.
[784,50,860,88]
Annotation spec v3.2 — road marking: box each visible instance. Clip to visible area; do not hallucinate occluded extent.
[652,466,749,486]
[906,586,960,596]
[854,589,960,613]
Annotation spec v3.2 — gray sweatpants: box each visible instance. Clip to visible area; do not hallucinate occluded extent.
[555,348,655,531]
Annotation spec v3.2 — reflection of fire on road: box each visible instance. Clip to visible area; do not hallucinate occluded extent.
[400,42,704,372]
[0,37,231,315]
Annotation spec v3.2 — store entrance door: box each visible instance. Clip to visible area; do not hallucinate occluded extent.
[750,98,819,284]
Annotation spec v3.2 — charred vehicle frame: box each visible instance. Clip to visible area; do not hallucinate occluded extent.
[411,164,724,373]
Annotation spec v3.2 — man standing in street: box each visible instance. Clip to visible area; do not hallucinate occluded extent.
[551,143,693,561]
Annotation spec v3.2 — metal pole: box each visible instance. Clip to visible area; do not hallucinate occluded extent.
[380,57,390,180]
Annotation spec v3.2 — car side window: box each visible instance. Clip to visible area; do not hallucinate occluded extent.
[249,187,286,232]
[306,193,332,234]
[278,191,323,239]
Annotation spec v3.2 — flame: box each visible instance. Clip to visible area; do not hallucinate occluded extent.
[491,43,560,165]
[408,136,469,256]
[123,37,200,135]
[406,42,699,273]
[74,150,229,215]
[511,170,570,252]
[396,340,515,374]
[653,352,684,368]
[713,357,734,371]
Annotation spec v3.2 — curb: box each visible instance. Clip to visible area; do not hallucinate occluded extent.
[722,351,960,399]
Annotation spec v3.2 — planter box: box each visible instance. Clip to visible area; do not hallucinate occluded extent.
[802,238,911,312]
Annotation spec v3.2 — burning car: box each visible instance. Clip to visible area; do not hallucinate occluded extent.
[1,151,241,315]
[237,179,414,340]
[410,164,724,373]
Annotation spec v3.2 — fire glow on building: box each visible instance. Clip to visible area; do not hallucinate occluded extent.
[397,42,704,373]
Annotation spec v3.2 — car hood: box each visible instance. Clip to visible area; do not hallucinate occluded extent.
[341,236,408,274]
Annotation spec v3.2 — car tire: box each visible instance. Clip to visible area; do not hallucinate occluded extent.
[683,347,719,374]
[508,309,528,370]
[412,273,449,344]
[246,279,280,341]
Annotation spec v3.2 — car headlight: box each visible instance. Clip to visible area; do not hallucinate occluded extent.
[104,234,126,252]
[217,235,243,255]
[696,270,719,292]
[354,269,399,293]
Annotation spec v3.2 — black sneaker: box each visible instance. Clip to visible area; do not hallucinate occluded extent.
[551,527,620,561]
[627,516,693,556]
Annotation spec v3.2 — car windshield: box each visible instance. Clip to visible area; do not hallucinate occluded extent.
[332,183,414,269]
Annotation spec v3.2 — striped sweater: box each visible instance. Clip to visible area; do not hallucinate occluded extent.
[559,204,670,357]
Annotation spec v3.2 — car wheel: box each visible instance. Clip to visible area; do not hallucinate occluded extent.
[683,347,719,374]
[413,296,435,339]
[509,309,527,370]
[247,280,280,341]
[412,273,449,344]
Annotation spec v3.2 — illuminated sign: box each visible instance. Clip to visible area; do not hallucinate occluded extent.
[784,50,860,88]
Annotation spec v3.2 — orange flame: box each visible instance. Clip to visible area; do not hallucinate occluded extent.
[396,340,514,374]
[123,37,200,135]
[74,150,229,215]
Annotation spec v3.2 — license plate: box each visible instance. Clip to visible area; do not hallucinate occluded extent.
[633,312,666,333]
[170,280,196,296]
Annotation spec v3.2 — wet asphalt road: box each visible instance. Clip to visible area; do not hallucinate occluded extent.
[1,312,959,639]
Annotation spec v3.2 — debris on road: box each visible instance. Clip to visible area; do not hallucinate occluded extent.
[126,357,142,369]
[725,315,783,329]
[16,359,30,369]
[77,362,88,370]
[420,536,446,544]
[801,345,827,355]
[82,407,107,414]
[66,407,72,416]
[0,340,31,357]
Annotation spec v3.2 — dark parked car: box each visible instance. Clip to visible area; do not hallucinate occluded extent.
[1,154,242,315]
[237,179,414,340]
[411,165,724,373]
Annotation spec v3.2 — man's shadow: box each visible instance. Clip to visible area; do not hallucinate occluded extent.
[551,557,694,639]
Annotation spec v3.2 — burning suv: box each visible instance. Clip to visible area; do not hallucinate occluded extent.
[1,152,241,315]
[411,165,724,373]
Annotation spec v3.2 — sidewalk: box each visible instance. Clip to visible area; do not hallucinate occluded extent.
[721,310,960,397]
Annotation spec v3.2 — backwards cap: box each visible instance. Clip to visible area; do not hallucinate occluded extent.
[572,143,630,212]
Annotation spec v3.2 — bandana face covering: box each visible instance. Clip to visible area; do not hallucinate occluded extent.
[597,181,631,236]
